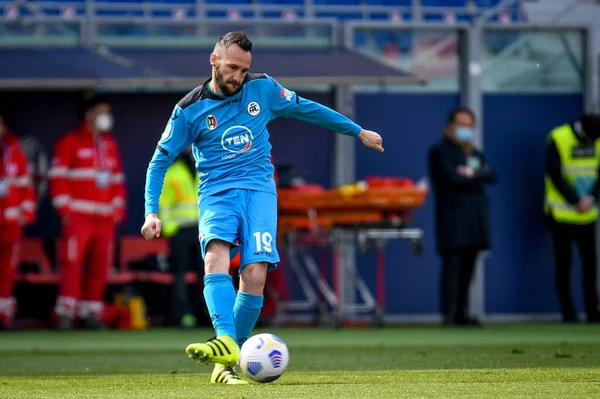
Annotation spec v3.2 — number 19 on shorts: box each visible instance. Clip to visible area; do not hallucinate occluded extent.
[253,231,273,253]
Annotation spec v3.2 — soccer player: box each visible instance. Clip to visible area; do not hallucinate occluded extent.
[141,31,383,384]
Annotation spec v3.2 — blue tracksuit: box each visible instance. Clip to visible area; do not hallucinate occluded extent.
[144,73,362,268]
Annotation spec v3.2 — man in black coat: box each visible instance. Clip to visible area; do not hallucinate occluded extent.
[428,106,498,326]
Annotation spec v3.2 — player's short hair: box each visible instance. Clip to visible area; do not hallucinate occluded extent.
[447,106,476,125]
[216,31,252,52]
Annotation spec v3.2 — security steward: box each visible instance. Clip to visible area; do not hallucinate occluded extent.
[545,114,600,323]
[158,146,204,328]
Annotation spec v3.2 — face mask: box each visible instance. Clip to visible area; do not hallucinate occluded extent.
[94,113,114,132]
[455,127,473,142]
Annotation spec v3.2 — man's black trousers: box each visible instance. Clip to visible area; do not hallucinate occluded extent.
[168,226,204,324]
[549,219,599,322]
[441,247,478,323]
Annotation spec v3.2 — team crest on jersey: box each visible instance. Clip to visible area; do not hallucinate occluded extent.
[247,101,261,116]
[206,115,217,130]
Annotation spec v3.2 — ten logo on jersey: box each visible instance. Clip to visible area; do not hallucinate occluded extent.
[221,126,255,159]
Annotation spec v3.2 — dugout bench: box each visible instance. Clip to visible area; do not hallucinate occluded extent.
[15,236,201,286]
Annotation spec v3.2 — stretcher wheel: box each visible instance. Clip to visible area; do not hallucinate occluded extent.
[331,309,343,329]
[312,301,328,327]
[370,307,385,328]
[311,313,322,327]
[410,238,424,255]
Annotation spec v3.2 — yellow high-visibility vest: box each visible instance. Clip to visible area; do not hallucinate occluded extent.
[544,123,600,225]
[159,159,199,237]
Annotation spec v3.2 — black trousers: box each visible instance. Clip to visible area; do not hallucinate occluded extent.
[168,226,204,324]
[441,248,479,322]
[549,219,599,321]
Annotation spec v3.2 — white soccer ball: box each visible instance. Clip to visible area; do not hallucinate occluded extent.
[239,333,289,383]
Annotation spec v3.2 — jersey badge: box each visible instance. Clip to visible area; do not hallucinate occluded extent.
[247,101,261,117]
[280,88,293,102]
[206,115,217,131]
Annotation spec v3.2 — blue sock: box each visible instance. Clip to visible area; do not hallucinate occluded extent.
[233,291,264,346]
[203,273,237,340]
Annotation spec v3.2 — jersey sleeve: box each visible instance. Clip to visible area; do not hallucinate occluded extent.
[266,76,362,137]
[144,105,194,217]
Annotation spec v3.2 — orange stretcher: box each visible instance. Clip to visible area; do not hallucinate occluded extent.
[278,177,426,230]
[273,177,428,328]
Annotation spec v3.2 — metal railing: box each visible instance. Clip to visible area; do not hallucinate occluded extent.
[0,15,339,47]
[0,0,524,22]
[89,17,339,47]
[0,0,527,47]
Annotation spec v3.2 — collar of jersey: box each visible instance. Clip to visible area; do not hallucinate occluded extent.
[202,76,253,101]
[201,81,226,101]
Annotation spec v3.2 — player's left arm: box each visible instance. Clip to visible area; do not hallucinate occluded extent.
[267,77,383,152]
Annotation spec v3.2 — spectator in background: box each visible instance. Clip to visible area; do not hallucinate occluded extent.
[48,95,127,330]
[0,113,37,330]
[428,106,498,327]
[158,146,204,328]
[544,114,600,323]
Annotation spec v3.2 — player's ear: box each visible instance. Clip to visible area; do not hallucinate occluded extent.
[210,53,217,67]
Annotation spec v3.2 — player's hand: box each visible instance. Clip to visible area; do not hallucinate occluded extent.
[358,129,384,152]
[141,213,162,240]
[577,196,595,213]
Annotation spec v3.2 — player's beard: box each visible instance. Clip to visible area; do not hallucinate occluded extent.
[215,64,242,97]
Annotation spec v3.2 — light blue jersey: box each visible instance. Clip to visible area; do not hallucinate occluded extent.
[144,73,362,216]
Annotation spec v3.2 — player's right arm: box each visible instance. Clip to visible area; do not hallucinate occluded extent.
[142,105,194,240]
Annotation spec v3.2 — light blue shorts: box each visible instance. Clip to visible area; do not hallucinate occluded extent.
[199,188,279,271]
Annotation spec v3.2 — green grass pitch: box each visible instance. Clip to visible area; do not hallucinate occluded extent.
[1,324,599,398]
